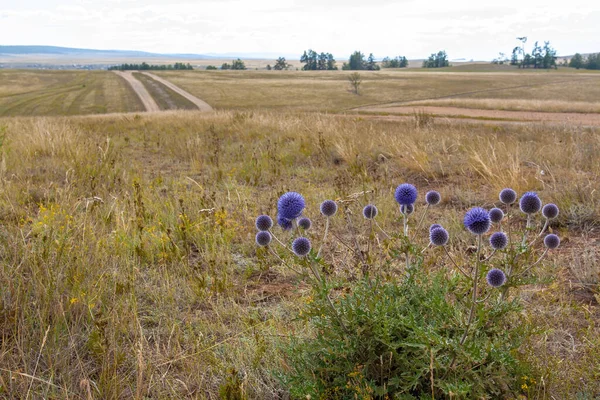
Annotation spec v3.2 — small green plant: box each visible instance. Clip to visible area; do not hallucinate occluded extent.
[254,187,563,398]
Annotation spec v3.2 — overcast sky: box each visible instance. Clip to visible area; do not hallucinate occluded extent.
[1,0,598,60]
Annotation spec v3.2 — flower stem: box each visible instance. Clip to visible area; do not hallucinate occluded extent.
[316,217,330,258]
[460,234,482,346]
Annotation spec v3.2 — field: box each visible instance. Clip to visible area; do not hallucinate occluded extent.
[0,70,144,116]
[0,68,599,398]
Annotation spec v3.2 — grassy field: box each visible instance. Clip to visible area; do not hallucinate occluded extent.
[0,70,144,116]
[151,69,600,113]
[0,108,598,398]
[132,72,198,111]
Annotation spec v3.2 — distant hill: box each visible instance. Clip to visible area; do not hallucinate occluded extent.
[0,45,213,59]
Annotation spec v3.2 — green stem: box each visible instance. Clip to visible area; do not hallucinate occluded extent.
[460,234,482,346]
[316,217,330,258]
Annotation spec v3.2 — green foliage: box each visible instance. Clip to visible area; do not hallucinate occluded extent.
[342,51,379,70]
[282,269,529,399]
[422,51,449,68]
[222,59,246,70]
[273,57,290,70]
[510,38,558,69]
[381,56,408,68]
[108,62,193,71]
[300,49,337,70]
[206,65,218,70]
[571,53,600,70]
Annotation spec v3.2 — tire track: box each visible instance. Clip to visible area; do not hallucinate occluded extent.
[113,71,160,112]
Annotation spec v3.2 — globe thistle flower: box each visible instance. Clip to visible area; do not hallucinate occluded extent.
[277,192,305,220]
[429,227,449,246]
[255,231,272,247]
[489,232,508,250]
[464,207,491,235]
[544,234,560,249]
[255,215,273,231]
[400,204,414,215]
[499,188,517,205]
[519,192,542,214]
[425,190,441,206]
[429,223,443,232]
[489,208,504,224]
[542,203,559,220]
[277,215,293,231]
[292,237,311,257]
[363,204,378,219]
[320,200,338,217]
[395,183,418,205]
[486,268,506,288]
[298,217,312,230]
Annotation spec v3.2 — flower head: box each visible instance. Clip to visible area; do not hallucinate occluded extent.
[544,234,560,249]
[395,183,418,205]
[400,204,414,215]
[499,188,517,205]
[519,192,542,214]
[363,204,378,219]
[298,217,312,230]
[255,215,273,231]
[542,203,559,220]
[430,227,449,246]
[292,237,311,257]
[320,200,338,217]
[277,192,305,220]
[429,224,443,232]
[489,208,504,224]
[255,231,272,247]
[486,268,506,287]
[277,215,293,231]
[464,207,491,235]
[489,232,508,250]
[425,190,441,206]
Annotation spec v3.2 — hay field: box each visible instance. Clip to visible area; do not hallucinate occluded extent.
[0,108,599,398]
[0,70,144,116]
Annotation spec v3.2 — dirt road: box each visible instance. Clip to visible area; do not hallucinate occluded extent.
[113,71,160,112]
[141,72,213,112]
[355,105,600,127]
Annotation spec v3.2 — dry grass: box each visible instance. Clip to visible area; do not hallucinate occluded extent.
[152,70,600,113]
[0,110,598,398]
[404,98,600,114]
[0,70,144,116]
[132,72,198,111]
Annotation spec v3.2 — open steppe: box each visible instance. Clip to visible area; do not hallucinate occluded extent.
[0,67,599,398]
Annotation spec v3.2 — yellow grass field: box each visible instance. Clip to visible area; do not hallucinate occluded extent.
[0,68,599,398]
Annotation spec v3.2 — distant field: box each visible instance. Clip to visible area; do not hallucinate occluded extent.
[152,69,600,113]
[0,70,144,116]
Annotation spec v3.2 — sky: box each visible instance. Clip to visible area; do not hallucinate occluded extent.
[1,0,598,60]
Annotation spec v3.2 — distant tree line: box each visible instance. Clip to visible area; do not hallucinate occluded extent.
[510,38,557,69]
[221,59,246,70]
[300,50,338,70]
[342,52,380,70]
[108,62,193,71]
[569,53,600,70]
[381,56,408,68]
[422,51,449,68]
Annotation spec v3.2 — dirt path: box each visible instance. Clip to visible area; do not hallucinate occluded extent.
[113,71,160,112]
[355,105,600,126]
[141,72,213,112]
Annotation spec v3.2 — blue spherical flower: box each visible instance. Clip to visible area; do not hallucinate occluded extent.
[499,188,517,205]
[363,204,378,219]
[255,215,273,231]
[400,204,414,215]
[277,215,293,231]
[320,200,338,217]
[298,217,312,230]
[425,190,441,206]
[430,227,449,246]
[277,192,305,220]
[542,203,559,219]
[464,207,491,235]
[395,183,418,206]
[519,192,542,214]
[489,208,504,224]
[255,231,272,247]
[292,237,311,257]
[486,268,506,288]
[489,232,508,250]
[429,223,443,232]
[544,234,560,249]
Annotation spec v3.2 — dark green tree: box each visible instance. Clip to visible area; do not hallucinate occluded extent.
[230,58,246,70]
[422,51,449,68]
[342,51,366,70]
[273,57,289,70]
[366,53,380,70]
[569,53,584,69]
